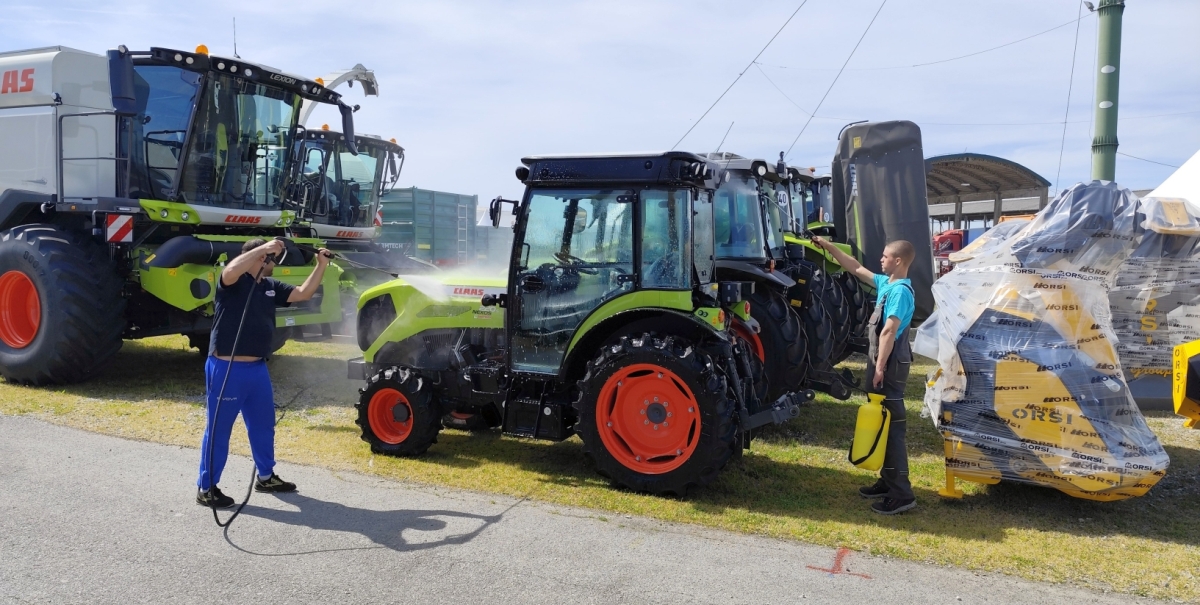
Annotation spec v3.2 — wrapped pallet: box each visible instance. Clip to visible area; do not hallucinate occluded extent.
[919,181,1170,501]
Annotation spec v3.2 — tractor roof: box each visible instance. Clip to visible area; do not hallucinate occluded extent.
[519,151,715,188]
[302,129,405,154]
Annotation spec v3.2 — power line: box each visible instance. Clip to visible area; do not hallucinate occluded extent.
[670,1,809,150]
[1117,152,1179,169]
[784,0,887,158]
[919,110,1200,127]
[1054,1,1086,196]
[756,13,1092,72]
[753,62,859,122]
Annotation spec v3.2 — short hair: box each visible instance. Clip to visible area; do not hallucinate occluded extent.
[885,240,916,265]
[242,238,268,255]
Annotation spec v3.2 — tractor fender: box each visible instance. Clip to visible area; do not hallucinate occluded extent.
[559,308,721,383]
[0,190,54,232]
[714,259,795,289]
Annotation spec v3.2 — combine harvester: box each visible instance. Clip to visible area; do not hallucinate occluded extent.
[0,44,356,382]
[918,181,1171,501]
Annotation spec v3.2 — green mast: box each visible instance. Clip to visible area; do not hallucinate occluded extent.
[1090,0,1125,181]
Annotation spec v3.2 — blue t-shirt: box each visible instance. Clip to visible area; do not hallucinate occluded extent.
[873,274,914,341]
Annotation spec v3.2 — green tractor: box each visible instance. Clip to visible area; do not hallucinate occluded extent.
[703,153,866,401]
[0,44,355,383]
[349,151,809,495]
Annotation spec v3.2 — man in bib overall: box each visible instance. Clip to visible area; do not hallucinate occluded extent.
[812,237,917,515]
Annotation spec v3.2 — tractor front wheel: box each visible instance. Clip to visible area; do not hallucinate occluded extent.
[356,367,442,456]
[575,333,737,496]
[745,288,808,402]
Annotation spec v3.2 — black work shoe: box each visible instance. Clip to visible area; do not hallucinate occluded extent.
[196,486,235,508]
[871,497,917,515]
[858,480,889,500]
[254,473,297,493]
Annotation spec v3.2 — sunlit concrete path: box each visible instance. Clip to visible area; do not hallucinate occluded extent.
[0,415,1162,605]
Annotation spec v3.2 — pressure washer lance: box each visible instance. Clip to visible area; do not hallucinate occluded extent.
[202,239,332,528]
[288,241,402,279]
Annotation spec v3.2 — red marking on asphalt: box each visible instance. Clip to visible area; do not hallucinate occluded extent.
[806,547,871,579]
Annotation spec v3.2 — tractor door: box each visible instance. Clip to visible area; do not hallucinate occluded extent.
[509,189,635,373]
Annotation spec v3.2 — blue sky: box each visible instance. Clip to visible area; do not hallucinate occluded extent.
[5,0,1197,202]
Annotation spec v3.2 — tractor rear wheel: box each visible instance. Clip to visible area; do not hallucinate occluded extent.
[834,272,871,362]
[575,333,737,496]
[356,367,442,456]
[744,288,808,402]
[0,224,125,384]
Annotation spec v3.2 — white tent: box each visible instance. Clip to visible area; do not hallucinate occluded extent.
[1147,149,1200,201]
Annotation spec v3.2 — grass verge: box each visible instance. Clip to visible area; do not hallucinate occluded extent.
[2,336,1198,601]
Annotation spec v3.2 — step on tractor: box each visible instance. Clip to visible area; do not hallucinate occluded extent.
[0,44,357,383]
[349,151,810,495]
[702,153,867,402]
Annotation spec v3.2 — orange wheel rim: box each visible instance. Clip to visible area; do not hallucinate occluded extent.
[596,363,701,475]
[368,388,413,444]
[0,270,40,349]
[731,318,764,361]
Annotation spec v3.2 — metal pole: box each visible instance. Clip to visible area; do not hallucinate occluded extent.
[1090,0,1124,181]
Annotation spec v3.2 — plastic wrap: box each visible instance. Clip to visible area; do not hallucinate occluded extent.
[1108,197,1200,388]
[920,181,1170,501]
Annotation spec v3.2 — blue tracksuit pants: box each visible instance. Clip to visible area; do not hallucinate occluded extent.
[197,357,276,490]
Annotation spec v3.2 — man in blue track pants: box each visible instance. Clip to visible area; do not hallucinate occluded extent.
[197,238,332,508]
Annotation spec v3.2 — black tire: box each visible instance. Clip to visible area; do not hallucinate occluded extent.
[834,272,871,362]
[819,271,851,362]
[356,367,442,456]
[799,269,835,366]
[575,333,737,496]
[746,288,808,402]
[0,224,125,385]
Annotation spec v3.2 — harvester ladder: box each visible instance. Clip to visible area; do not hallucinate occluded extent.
[457,202,469,264]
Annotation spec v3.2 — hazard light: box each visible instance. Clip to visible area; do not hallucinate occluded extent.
[195,44,209,56]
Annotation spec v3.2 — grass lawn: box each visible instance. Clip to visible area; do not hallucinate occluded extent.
[2,336,1198,601]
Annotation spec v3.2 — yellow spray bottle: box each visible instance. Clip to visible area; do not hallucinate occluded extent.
[849,393,890,471]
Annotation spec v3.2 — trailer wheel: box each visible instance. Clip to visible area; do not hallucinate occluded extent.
[575,333,737,496]
[745,288,808,402]
[0,224,125,384]
[356,367,442,456]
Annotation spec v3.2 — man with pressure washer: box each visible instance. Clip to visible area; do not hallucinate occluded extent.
[812,237,917,515]
[196,238,333,509]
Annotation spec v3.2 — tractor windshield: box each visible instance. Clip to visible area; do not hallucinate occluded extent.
[714,173,767,260]
[175,73,302,210]
[297,137,401,229]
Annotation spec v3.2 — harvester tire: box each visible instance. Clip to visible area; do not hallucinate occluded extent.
[575,333,737,496]
[745,288,808,402]
[356,367,442,456]
[0,224,125,385]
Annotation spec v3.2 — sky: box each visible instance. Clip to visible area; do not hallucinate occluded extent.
[4,0,1197,204]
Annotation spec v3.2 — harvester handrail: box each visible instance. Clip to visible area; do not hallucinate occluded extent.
[56,109,132,203]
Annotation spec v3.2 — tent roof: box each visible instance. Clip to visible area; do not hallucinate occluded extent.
[925,153,1050,204]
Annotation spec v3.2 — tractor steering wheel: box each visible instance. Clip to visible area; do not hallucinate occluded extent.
[554,251,598,275]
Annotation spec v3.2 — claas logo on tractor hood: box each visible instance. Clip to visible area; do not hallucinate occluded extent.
[452,287,486,296]
[0,68,35,94]
[224,215,263,224]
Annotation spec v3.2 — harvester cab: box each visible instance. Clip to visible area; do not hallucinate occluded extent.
[349,151,808,495]
[0,44,354,383]
[291,128,403,241]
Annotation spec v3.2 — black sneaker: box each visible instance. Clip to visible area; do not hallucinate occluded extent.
[858,480,889,500]
[871,497,917,515]
[254,473,297,493]
[196,486,235,508]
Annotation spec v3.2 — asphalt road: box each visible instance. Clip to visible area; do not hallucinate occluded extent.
[0,415,1162,605]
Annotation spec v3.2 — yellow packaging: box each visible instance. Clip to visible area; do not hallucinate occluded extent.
[849,393,890,471]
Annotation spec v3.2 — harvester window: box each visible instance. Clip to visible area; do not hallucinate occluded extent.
[126,65,201,199]
[641,189,692,290]
[176,74,301,210]
[331,148,380,227]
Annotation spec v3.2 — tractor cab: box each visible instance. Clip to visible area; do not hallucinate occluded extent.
[291,129,404,241]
